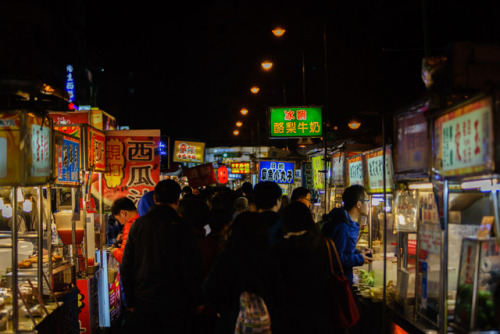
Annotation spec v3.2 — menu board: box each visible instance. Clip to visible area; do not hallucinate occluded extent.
[347,154,364,187]
[364,146,393,193]
[331,151,345,185]
[433,96,494,177]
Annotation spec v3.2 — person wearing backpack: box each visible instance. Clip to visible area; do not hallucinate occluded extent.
[203,211,277,333]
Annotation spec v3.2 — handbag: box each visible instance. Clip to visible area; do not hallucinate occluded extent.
[324,236,360,328]
[235,291,272,333]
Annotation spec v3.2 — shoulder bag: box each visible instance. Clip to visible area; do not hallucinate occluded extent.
[324,236,360,328]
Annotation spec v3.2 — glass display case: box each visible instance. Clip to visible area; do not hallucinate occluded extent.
[453,237,498,332]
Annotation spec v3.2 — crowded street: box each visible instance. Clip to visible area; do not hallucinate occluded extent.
[0,1,500,333]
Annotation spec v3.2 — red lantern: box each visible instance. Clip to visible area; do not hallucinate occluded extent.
[217,166,229,184]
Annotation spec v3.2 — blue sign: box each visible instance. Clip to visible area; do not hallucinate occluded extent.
[65,64,75,102]
[259,161,295,184]
[57,137,80,185]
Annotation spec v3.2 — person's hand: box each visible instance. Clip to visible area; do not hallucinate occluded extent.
[361,247,372,256]
[362,254,373,264]
[116,234,123,242]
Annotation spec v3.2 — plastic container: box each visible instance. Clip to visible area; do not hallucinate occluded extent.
[54,211,84,245]
[0,240,34,274]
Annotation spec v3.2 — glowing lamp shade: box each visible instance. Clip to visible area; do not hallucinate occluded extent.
[17,188,24,202]
[272,28,286,37]
[217,166,229,184]
[348,120,361,130]
[250,86,260,94]
[236,121,243,127]
[22,200,32,213]
[261,61,273,70]
[2,204,12,219]
[240,108,249,115]
[233,130,240,136]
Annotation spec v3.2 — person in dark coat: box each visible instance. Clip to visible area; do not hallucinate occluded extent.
[120,179,204,334]
[254,181,283,246]
[266,201,334,333]
[203,211,278,334]
[321,185,373,285]
[178,195,220,334]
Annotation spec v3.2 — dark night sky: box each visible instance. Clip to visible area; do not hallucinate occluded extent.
[84,0,499,147]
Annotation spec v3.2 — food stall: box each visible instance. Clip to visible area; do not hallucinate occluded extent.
[54,123,106,333]
[0,109,70,332]
[329,143,372,210]
[429,93,499,333]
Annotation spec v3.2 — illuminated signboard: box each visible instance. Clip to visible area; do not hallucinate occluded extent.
[311,155,330,190]
[65,64,75,102]
[364,146,393,193]
[433,96,494,177]
[269,106,322,138]
[230,162,250,174]
[173,140,205,164]
[347,154,364,187]
[259,161,295,184]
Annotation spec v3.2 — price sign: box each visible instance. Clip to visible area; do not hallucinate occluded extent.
[365,147,393,193]
[434,96,494,177]
[347,155,364,187]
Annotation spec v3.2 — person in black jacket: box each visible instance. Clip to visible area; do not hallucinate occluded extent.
[267,201,334,333]
[120,179,204,334]
[203,211,279,334]
[254,181,283,246]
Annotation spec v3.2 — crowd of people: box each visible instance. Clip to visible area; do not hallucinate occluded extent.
[110,180,374,334]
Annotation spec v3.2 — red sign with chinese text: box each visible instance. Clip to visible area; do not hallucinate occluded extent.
[91,130,161,210]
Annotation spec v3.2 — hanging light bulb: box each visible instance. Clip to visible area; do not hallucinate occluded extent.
[236,121,243,127]
[240,108,249,115]
[261,61,273,71]
[233,130,240,136]
[348,120,361,130]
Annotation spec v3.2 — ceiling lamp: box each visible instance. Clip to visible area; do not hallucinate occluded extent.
[250,86,260,94]
[233,130,240,136]
[348,120,361,130]
[240,108,248,115]
[236,121,243,127]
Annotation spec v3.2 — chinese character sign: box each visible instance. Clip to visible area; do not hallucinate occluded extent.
[347,155,364,187]
[230,162,250,174]
[365,147,393,193]
[331,152,345,185]
[259,161,295,184]
[434,96,494,177]
[311,155,330,189]
[31,124,51,177]
[269,106,322,138]
[55,135,80,185]
[173,140,205,163]
[396,111,428,172]
[86,127,106,172]
[94,130,161,209]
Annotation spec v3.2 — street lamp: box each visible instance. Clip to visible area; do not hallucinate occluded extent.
[348,119,361,130]
[250,86,260,94]
[261,61,273,71]
[272,27,286,37]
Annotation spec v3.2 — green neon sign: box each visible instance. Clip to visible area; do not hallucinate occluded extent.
[269,106,323,138]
